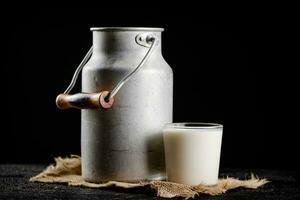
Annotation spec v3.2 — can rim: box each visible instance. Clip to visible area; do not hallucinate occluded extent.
[90,27,164,32]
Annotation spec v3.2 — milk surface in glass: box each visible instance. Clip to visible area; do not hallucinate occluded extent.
[163,123,223,185]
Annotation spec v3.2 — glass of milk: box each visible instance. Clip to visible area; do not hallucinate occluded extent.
[163,123,223,186]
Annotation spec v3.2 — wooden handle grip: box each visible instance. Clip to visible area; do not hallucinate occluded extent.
[56,91,114,109]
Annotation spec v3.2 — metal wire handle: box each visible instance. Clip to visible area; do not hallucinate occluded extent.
[62,35,158,100]
[63,47,93,94]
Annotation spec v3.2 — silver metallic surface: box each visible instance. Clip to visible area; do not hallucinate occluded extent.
[81,28,173,182]
[62,34,158,100]
[90,27,164,32]
[108,34,158,99]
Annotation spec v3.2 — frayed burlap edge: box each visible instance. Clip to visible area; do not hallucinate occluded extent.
[30,155,269,199]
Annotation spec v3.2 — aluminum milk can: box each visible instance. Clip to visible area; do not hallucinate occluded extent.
[56,27,173,182]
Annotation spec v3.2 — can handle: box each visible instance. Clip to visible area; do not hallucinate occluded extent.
[56,34,158,110]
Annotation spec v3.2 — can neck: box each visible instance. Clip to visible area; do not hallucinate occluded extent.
[92,31,162,54]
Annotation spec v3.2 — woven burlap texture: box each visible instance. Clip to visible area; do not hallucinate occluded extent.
[30,155,269,199]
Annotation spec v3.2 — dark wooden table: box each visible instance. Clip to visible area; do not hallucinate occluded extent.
[1,165,299,199]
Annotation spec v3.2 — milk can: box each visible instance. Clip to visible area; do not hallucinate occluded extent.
[56,27,173,182]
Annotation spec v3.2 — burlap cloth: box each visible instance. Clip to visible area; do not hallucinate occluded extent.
[30,155,269,199]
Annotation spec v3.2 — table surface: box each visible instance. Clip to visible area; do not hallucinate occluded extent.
[0,165,299,200]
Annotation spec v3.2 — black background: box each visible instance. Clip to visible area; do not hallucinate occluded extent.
[0,6,295,170]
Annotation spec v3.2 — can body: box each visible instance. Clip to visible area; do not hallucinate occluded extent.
[81,28,173,182]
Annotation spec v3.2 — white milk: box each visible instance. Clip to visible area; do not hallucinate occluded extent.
[163,124,223,185]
